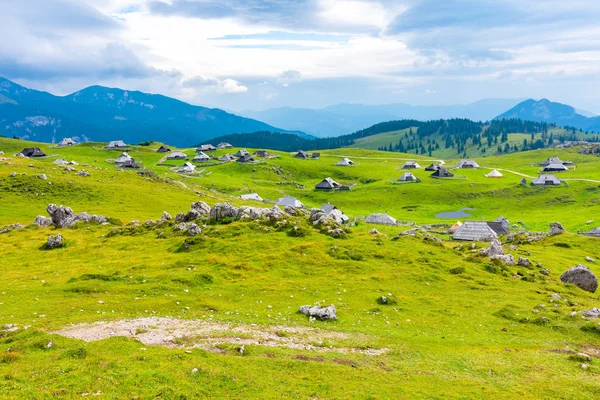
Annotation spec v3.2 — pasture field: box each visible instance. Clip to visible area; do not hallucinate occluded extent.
[1,137,600,398]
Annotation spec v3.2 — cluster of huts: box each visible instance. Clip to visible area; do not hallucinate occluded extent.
[175,146,264,174]
[294,151,320,159]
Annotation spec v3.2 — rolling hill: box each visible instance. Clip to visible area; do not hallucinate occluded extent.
[496,99,600,132]
[2,137,600,398]
[0,77,300,147]
[210,118,599,158]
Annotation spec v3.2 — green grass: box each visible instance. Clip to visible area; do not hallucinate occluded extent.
[1,137,600,398]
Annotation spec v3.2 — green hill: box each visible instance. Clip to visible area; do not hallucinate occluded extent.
[1,137,600,398]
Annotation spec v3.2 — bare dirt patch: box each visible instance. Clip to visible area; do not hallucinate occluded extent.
[53,317,388,355]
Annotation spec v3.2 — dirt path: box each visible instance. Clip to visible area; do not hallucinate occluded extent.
[320,154,445,164]
[53,317,387,355]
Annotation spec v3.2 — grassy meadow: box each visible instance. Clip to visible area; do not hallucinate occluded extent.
[1,137,600,398]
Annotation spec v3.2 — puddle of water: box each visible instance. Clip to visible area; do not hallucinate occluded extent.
[435,208,474,219]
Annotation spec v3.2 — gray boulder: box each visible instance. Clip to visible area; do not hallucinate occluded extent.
[187,223,201,236]
[34,215,53,227]
[210,203,239,221]
[298,305,337,320]
[487,239,504,257]
[185,209,202,221]
[174,212,186,223]
[490,254,515,265]
[174,223,187,231]
[582,308,600,318]
[46,204,78,228]
[37,174,47,181]
[560,265,598,293]
[550,222,566,236]
[162,211,172,221]
[45,234,63,249]
[517,257,531,267]
[191,201,211,215]
[77,170,90,177]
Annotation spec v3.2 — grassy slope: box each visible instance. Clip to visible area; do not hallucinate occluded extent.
[351,127,592,159]
[1,138,600,398]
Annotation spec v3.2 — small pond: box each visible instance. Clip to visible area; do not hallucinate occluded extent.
[435,208,475,219]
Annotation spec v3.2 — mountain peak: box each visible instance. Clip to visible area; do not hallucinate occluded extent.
[495,98,600,132]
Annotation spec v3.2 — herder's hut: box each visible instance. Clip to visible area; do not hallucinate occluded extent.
[276,196,304,208]
[315,177,341,190]
[453,221,498,241]
[532,174,562,186]
[365,213,397,226]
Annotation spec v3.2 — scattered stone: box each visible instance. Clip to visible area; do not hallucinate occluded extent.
[582,364,589,370]
[586,220,595,225]
[327,228,346,238]
[517,257,531,267]
[3,324,16,330]
[191,368,199,374]
[210,203,239,221]
[77,170,90,177]
[369,229,380,235]
[191,201,211,215]
[45,234,64,249]
[33,215,53,227]
[298,305,337,320]
[187,223,201,236]
[162,211,172,221]
[423,234,443,244]
[37,174,47,180]
[540,269,550,276]
[586,256,596,263]
[9,172,16,177]
[581,308,600,318]
[174,223,187,231]
[490,254,515,265]
[484,239,504,257]
[549,222,565,236]
[560,265,598,293]
[550,293,561,300]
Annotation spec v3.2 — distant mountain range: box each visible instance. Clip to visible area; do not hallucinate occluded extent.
[495,98,600,132]
[241,99,524,137]
[0,77,304,147]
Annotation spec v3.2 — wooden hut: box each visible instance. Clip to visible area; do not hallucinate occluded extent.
[453,221,498,241]
[430,168,454,178]
[315,177,341,190]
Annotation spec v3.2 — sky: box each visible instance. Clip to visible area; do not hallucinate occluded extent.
[1,0,600,112]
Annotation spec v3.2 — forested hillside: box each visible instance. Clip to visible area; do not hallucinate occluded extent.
[210,118,598,156]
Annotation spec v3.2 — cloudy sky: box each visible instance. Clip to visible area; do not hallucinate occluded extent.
[2,0,600,112]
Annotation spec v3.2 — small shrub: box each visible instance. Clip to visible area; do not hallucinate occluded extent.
[79,273,121,282]
[449,267,465,275]
[107,217,123,226]
[0,352,22,364]
[554,243,571,249]
[62,347,87,359]
[581,324,600,335]
[288,225,308,237]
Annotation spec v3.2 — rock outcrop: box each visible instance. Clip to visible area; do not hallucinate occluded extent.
[46,204,108,228]
[45,234,63,249]
[550,222,566,236]
[187,223,201,236]
[210,203,240,221]
[33,215,53,227]
[298,305,337,320]
[560,265,598,293]
[517,257,531,267]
